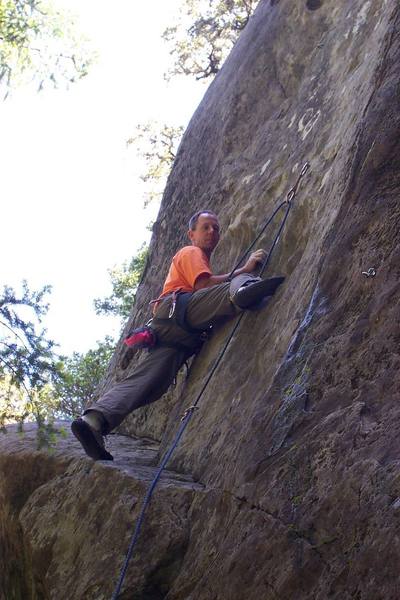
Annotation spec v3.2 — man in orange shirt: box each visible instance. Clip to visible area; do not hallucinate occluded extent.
[72,211,284,460]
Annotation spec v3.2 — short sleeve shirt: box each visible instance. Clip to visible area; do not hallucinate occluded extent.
[161,246,212,296]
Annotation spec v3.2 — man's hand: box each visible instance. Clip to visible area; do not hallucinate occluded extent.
[193,248,267,291]
[242,249,267,273]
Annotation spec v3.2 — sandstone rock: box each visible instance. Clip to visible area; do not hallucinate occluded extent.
[0,423,202,599]
[1,0,400,598]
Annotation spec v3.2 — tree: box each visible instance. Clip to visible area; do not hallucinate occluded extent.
[0,374,69,448]
[0,281,58,390]
[0,0,93,97]
[0,375,26,430]
[127,121,184,206]
[0,281,64,443]
[94,243,149,320]
[162,0,259,81]
[0,282,115,440]
[54,336,115,418]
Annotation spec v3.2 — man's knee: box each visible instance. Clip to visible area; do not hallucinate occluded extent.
[229,274,259,299]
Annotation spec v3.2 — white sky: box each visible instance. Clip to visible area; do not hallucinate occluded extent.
[0,0,206,355]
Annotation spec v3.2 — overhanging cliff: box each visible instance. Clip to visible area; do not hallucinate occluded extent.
[1,1,400,598]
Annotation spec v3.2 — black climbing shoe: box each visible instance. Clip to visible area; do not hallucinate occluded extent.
[71,418,114,461]
[233,276,285,309]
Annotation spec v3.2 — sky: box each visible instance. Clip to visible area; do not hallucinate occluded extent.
[0,0,207,355]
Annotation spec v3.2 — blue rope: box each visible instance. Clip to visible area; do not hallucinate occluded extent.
[111,164,309,599]
[111,411,194,600]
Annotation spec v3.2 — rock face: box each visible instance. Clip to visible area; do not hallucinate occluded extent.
[1,0,400,598]
[0,424,202,600]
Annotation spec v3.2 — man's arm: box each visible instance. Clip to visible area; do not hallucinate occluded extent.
[194,249,267,291]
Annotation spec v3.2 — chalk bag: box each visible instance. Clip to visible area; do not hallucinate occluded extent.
[124,325,157,350]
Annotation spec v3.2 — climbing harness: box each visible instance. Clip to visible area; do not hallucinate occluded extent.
[111,161,310,600]
[124,292,210,355]
[166,291,207,335]
[151,291,212,355]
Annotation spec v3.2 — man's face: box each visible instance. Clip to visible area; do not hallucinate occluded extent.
[188,213,220,254]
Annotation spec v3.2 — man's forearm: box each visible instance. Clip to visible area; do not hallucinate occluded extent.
[195,266,249,290]
[214,265,249,283]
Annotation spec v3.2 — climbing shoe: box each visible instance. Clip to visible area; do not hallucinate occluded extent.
[71,417,114,461]
[233,276,285,309]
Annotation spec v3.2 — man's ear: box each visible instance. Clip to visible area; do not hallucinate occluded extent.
[188,229,194,242]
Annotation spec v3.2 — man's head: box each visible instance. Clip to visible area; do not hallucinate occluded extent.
[188,210,220,256]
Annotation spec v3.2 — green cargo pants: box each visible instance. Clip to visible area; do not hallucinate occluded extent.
[85,274,256,432]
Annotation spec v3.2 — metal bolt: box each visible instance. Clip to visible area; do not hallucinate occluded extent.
[286,189,295,203]
[362,268,376,278]
[301,162,310,176]
[181,406,199,422]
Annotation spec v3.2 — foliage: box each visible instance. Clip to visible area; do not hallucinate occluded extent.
[0,281,119,442]
[0,376,67,449]
[0,280,115,440]
[94,243,149,320]
[162,0,259,80]
[54,336,115,418]
[0,376,26,430]
[0,281,64,446]
[0,280,58,390]
[127,121,184,206]
[0,0,93,97]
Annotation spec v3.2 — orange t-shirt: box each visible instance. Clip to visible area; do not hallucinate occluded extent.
[161,246,212,297]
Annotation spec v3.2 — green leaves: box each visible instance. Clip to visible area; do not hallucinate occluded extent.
[0,281,61,440]
[0,277,116,435]
[0,0,94,97]
[127,122,184,207]
[54,336,115,418]
[94,243,149,320]
[0,281,56,391]
[162,0,259,81]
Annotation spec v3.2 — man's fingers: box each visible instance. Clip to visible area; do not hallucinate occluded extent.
[245,249,267,272]
[251,249,267,262]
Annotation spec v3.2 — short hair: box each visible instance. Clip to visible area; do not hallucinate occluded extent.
[189,210,218,231]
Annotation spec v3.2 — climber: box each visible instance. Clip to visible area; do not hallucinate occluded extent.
[71,210,285,460]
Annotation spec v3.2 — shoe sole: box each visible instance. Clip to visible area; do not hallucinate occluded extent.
[71,419,113,461]
[235,276,285,308]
